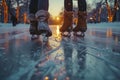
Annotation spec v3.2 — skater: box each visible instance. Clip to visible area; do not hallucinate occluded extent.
[10,12,17,27]
[60,0,87,37]
[28,0,52,40]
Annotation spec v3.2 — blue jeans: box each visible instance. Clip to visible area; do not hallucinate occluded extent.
[29,0,49,14]
[64,0,86,11]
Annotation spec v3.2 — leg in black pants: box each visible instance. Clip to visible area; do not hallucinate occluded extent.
[29,0,38,37]
[35,0,52,37]
[29,0,52,38]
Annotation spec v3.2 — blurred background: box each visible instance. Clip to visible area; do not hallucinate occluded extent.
[0,0,120,25]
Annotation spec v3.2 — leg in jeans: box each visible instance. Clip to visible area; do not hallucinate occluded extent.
[73,0,87,36]
[29,0,38,35]
[35,0,52,37]
[60,0,73,34]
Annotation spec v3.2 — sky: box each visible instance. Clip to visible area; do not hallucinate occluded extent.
[49,0,95,16]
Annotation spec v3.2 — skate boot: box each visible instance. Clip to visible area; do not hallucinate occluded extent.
[28,14,39,40]
[73,11,87,37]
[35,10,52,37]
[60,10,73,37]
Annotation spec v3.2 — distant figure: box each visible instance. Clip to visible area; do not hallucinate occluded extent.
[60,0,87,37]
[10,13,17,27]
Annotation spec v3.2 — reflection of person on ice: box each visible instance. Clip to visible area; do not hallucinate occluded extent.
[29,0,52,39]
[60,0,87,79]
[60,0,87,37]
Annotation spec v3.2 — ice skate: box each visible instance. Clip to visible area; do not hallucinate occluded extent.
[60,10,73,37]
[35,10,52,39]
[28,14,39,40]
[73,11,87,37]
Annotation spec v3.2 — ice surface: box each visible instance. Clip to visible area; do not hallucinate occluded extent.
[0,22,120,80]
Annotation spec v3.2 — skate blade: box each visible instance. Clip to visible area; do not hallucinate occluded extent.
[74,32,85,37]
[61,32,71,37]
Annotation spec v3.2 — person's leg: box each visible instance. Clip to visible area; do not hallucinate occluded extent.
[60,0,73,34]
[73,0,87,36]
[78,0,86,11]
[29,0,38,14]
[64,0,73,11]
[35,0,52,37]
[28,0,38,36]
[38,0,49,11]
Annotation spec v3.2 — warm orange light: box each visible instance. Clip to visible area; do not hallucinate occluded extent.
[23,13,27,23]
[44,76,49,80]
[106,28,112,38]
[52,16,55,20]
[56,17,60,21]
[2,0,8,23]
[56,25,60,36]
[107,15,113,22]
[4,6,8,23]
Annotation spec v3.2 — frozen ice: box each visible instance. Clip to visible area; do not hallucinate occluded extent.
[0,22,120,80]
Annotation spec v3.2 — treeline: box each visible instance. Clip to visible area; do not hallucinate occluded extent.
[0,0,120,24]
[87,0,120,23]
[0,0,30,23]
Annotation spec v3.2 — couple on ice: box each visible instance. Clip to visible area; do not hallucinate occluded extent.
[29,0,87,39]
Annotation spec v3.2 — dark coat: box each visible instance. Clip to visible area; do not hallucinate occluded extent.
[10,14,17,26]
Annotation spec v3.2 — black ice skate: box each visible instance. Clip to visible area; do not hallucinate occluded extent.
[35,10,52,39]
[28,14,39,40]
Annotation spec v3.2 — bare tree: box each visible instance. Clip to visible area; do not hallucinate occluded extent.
[105,0,119,22]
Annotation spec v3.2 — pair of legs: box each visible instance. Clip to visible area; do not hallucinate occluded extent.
[60,0,87,36]
[29,0,52,39]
